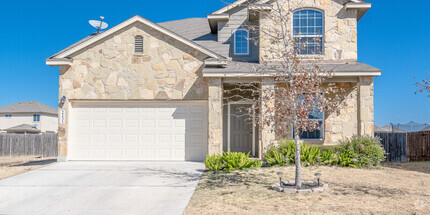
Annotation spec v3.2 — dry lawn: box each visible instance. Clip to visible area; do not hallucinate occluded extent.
[185,164,430,215]
[0,156,57,180]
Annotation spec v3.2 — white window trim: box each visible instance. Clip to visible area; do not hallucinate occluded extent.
[234,29,250,55]
[33,114,41,122]
[292,118,325,141]
[292,9,325,56]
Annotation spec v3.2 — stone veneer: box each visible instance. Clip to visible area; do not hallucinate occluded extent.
[57,22,209,158]
[260,0,358,61]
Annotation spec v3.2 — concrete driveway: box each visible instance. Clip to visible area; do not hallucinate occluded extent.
[0,161,205,215]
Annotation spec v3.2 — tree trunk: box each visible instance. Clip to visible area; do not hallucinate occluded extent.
[294,130,302,188]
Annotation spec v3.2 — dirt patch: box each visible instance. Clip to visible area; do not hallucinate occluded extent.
[383,161,430,174]
[184,166,430,215]
[0,156,57,180]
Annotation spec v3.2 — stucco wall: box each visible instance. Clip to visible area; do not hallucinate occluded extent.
[0,114,58,132]
[260,0,358,61]
[57,22,210,157]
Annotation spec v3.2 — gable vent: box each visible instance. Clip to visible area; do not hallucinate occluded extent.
[135,35,144,54]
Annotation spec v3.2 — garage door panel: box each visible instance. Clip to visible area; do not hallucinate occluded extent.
[70,102,208,161]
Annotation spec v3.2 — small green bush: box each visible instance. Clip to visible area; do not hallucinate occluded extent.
[264,136,385,168]
[264,139,320,167]
[204,151,262,172]
[338,136,386,167]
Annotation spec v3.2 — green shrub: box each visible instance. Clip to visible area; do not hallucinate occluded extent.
[337,136,386,167]
[264,136,385,168]
[265,139,295,166]
[264,139,320,166]
[336,148,357,167]
[204,151,262,172]
[204,154,223,172]
[320,149,337,166]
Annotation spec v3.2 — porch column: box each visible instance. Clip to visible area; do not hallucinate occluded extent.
[208,78,223,155]
[358,77,374,136]
[261,77,276,157]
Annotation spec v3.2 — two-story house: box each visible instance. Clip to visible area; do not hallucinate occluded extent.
[0,101,58,133]
[46,0,380,161]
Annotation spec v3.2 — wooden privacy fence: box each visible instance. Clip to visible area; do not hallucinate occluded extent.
[375,132,407,162]
[0,133,58,157]
[375,131,430,162]
[407,131,430,161]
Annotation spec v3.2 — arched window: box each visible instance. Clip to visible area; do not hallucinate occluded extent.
[135,35,144,54]
[293,9,324,55]
[234,29,249,55]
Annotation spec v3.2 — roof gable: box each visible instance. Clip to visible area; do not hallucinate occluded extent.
[47,15,225,65]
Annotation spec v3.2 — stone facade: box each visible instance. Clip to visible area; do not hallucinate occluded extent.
[324,82,359,145]
[57,23,209,158]
[260,0,358,61]
[358,77,374,136]
[53,0,375,159]
[208,78,223,155]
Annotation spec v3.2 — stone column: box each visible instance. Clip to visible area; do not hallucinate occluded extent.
[358,77,374,136]
[208,78,223,155]
[57,65,71,162]
[260,78,276,157]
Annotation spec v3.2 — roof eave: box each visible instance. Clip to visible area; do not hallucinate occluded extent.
[344,2,372,21]
[49,15,226,64]
[46,58,73,66]
[207,14,230,34]
[203,71,381,78]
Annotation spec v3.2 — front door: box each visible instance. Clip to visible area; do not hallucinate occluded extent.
[229,103,254,154]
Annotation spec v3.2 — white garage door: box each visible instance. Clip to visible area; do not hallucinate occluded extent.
[69,102,208,161]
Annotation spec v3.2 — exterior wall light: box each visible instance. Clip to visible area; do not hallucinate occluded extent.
[60,96,66,105]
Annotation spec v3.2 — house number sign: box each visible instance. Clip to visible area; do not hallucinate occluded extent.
[60,110,66,125]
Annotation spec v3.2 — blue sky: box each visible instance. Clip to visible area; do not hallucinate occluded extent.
[0,0,428,126]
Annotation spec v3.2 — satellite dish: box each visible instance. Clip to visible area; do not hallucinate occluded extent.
[89,16,108,34]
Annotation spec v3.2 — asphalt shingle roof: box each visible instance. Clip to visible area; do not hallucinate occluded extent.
[0,101,57,115]
[159,18,230,57]
[202,61,381,76]
[4,124,41,133]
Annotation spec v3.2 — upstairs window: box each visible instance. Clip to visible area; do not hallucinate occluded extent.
[293,9,324,55]
[135,35,144,54]
[234,29,249,55]
[33,114,40,122]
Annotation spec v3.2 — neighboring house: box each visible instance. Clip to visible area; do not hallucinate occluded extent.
[4,124,41,134]
[0,101,58,133]
[46,0,380,161]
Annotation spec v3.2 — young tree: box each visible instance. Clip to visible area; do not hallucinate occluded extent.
[412,72,430,98]
[224,0,344,188]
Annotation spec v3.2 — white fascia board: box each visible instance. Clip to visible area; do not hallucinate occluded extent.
[344,2,372,9]
[212,0,271,15]
[207,14,230,20]
[204,59,228,66]
[56,16,223,60]
[46,60,72,66]
[203,71,381,78]
[212,0,248,15]
[334,71,381,77]
[249,4,272,11]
